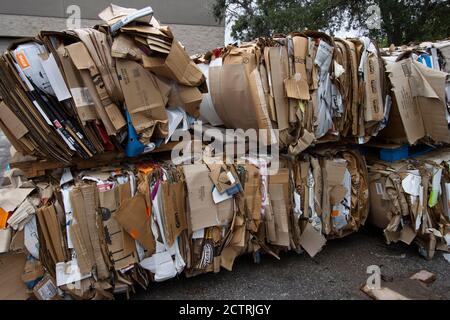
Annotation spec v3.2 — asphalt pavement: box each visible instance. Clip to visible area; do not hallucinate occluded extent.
[134,226,450,300]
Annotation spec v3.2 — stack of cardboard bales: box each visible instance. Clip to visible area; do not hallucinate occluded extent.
[0,3,448,301]
[369,149,450,260]
[378,40,450,145]
[197,32,388,154]
[367,41,450,260]
[0,4,204,164]
[0,19,390,164]
[0,146,369,299]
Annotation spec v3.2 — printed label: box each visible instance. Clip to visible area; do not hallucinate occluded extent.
[375,182,384,196]
[70,87,93,107]
[15,51,30,69]
[37,280,58,300]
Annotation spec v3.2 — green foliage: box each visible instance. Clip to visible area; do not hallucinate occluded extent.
[213,0,450,45]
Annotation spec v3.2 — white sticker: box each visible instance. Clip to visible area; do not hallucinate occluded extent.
[70,87,94,107]
[24,216,40,259]
[227,171,236,185]
[375,182,384,196]
[36,279,58,300]
[192,229,205,239]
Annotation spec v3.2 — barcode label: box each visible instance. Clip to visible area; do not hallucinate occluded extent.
[37,279,58,300]
[375,183,384,196]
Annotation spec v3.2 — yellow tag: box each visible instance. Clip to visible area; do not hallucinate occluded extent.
[298,101,306,113]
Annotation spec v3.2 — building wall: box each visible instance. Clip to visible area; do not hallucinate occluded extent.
[0,0,224,54]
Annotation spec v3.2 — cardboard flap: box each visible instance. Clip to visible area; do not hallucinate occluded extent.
[183,164,220,231]
[98,4,153,26]
[0,102,28,140]
[114,194,155,253]
[208,164,239,194]
[117,59,168,135]
[57,44,98,122]
[99,187,119,212]
[325,160,347,186]
[284,77,310,100]
[168,84,202,117]
[121,25,173,39]
[412,61,450,143]
[65,42,96,72]
[267,47,290,130]
[289,130,315,155]
[299,222,327,258]
[363,52,384,122]
[161,181,188,247]
[292,36,311,101]
[330,185,347,205]
[102,187,138,272]
[144,40,204,87]
[387,58,450,144]
[111,34,143,60]
[0,253,28,300]
[412,60,447,101]
[387,59,426,144]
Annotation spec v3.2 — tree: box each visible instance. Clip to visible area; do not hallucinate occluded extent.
[213,0,450,45]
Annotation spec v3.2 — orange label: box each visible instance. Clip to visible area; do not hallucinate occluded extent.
[0,207,9,229]
[129,229,140,240]
[331,210,340,218]
[15,51,30,69]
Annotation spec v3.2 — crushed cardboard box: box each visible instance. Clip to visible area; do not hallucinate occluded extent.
[368,148,450,260]
[0,147,371,299]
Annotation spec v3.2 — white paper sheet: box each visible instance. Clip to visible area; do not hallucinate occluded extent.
[40,53,72,101]
[61,189,74,249]
[60,168,74,187]
[198,62,224,126]
[24,216,40,259]
[192,229,205,239]
[139,251,177,282]
[0,188,35,212]
[7,198,35,231]
[165,106,188,143]
[212,187,233,204]
[402,171,422,197]
[55,260,91,287]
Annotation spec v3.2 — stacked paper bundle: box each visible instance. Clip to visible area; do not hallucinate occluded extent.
[369,149,450,260]
[0,147,369,300]
[0,4,205,164]
[196,33,388,154]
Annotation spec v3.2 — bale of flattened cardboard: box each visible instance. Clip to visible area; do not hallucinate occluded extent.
[291,148,369,257]
[195,33,387,153]
[378,40,450,145]
[0,4,204,164]
[368,149,450,260]
[0,147,370,299]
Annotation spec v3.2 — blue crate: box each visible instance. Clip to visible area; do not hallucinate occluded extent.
[379,145,409,162]
[379,145,436,162]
